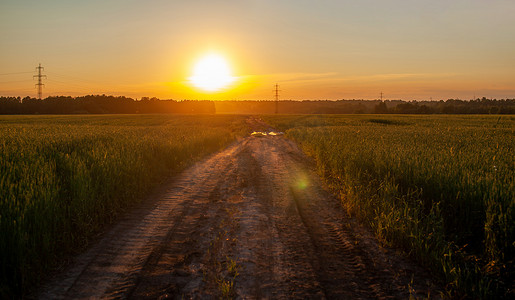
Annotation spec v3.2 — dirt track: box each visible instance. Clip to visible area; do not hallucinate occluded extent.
[38,117,440,299]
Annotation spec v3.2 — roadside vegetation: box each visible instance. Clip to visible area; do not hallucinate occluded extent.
[0,114,246,297]
[264,114,514,298]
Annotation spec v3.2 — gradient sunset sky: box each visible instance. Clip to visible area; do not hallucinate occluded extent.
[1,0,514,100]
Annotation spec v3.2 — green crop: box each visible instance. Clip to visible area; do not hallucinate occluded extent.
[0,114,246,297]
[264,114,514,299]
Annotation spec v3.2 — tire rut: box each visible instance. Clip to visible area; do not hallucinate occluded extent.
[38,119,441,299]
[284,137,439,299]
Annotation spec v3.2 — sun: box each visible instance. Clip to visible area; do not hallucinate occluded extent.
[189,53,235,92]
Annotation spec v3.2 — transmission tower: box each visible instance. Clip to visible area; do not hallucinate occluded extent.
[274,83,280,114]
[33,63,46,99]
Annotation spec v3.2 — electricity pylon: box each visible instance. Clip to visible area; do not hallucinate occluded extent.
[274,83,280,114]
[34,63,46,99]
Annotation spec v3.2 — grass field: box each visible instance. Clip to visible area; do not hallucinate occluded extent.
[264,114,514,298]
[0,114,247,297]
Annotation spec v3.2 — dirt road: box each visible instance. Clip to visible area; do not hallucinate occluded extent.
[39,118,439,299]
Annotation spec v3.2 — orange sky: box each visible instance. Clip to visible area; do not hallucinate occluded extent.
[1,0,515,100]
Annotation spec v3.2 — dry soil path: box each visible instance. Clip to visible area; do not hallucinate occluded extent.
[38,117,440,299]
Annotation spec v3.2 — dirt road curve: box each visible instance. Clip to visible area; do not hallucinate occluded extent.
[38,118,439,299]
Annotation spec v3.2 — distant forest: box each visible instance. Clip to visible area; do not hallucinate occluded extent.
[1,95,514,114]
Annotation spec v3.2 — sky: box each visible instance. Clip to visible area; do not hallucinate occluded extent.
[1,0,515,100]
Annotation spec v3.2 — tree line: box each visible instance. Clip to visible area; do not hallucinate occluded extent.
[214,98,515,114]
[373,98,515,114]
[0,95,514,114]
[0,95,215,114]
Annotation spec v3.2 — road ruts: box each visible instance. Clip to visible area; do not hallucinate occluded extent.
[38,118,440,299]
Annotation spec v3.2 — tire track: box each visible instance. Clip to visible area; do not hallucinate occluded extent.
[282,135,439,299]
[38,118,441,299]
[38,142,246,299]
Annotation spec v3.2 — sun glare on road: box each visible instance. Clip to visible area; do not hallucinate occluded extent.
[189,53,235,92]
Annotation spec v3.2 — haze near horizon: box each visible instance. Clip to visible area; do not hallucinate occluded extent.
[1,0,514,100]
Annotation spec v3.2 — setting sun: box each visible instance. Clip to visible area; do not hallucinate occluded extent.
[189,53,235,92]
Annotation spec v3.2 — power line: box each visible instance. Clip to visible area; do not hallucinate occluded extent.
[46,78,92,91]
[0,79,34,84]
[33,63,47,99]
[0,71,33,76]
[0,87,34,93]
[45,71,103,85]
